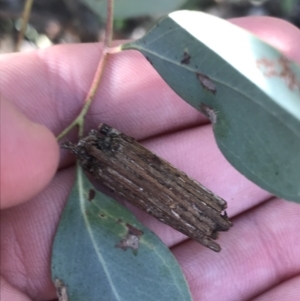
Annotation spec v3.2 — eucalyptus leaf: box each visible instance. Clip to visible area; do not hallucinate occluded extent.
[122,10,300,202]
[79,0,187,19]
[51,165,192,301]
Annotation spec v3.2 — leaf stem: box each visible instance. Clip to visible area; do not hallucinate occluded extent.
[16,0,34,52]
[105,0,114,48]
[57,0,115,140]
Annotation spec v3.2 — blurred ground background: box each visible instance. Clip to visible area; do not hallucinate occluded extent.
[0,0,299,53]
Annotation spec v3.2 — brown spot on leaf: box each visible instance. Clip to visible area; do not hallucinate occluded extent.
[200,104,217,124]
[54,279,68,301]
[181,51,191,65]
[196,73,217,94]
[126,223,144,237]
[88,189,95,201]
[256,56,300,91]
[115,224,144,252]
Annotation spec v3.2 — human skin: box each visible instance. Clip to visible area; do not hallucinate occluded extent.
[1,17,300,301]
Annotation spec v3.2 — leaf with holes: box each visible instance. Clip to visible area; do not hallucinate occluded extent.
[51,165,192,301]
[122,10,300,203]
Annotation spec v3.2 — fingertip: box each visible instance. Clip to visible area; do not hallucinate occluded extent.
[0,99,59,209]
[0,277,32,301]
[230,16,300,63]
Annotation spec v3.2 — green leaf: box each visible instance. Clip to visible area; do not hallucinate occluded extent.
[79,0,187,19]
[281,0,299,15]
[51,165,192,301]
[122,10,300,203]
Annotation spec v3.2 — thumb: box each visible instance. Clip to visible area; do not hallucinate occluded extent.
[0,98,59,209]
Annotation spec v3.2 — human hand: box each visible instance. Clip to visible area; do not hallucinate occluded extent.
[1,17,300,301]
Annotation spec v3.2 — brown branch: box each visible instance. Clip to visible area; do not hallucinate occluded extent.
[15,0,34,52]
[57,0,116,140]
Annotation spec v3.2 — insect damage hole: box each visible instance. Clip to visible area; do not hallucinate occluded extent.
[200,104,217,125]
[88,189,96,201]
[196,72,217,94]
[54,279,68,301]
[115,223,144,253]
[181,51,191,65]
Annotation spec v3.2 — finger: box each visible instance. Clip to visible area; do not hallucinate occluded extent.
[230,17,300,63]
[1,16,299,299]
[0,18,299,148]
[0,277,32,301]
[0,167,74,301]
[0,125,270,301]
[172,198,300,301]
[0,43,205,142]
[0,125,267,299]
[126,125,270,246]
[0,98,59,208]
[251,275,300,301]
[0,112,293,299]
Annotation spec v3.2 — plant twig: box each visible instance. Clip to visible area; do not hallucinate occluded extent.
[105,0,114,48]
[57,51,108,140]
[57,0,115,140]
[16,0,34,52]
